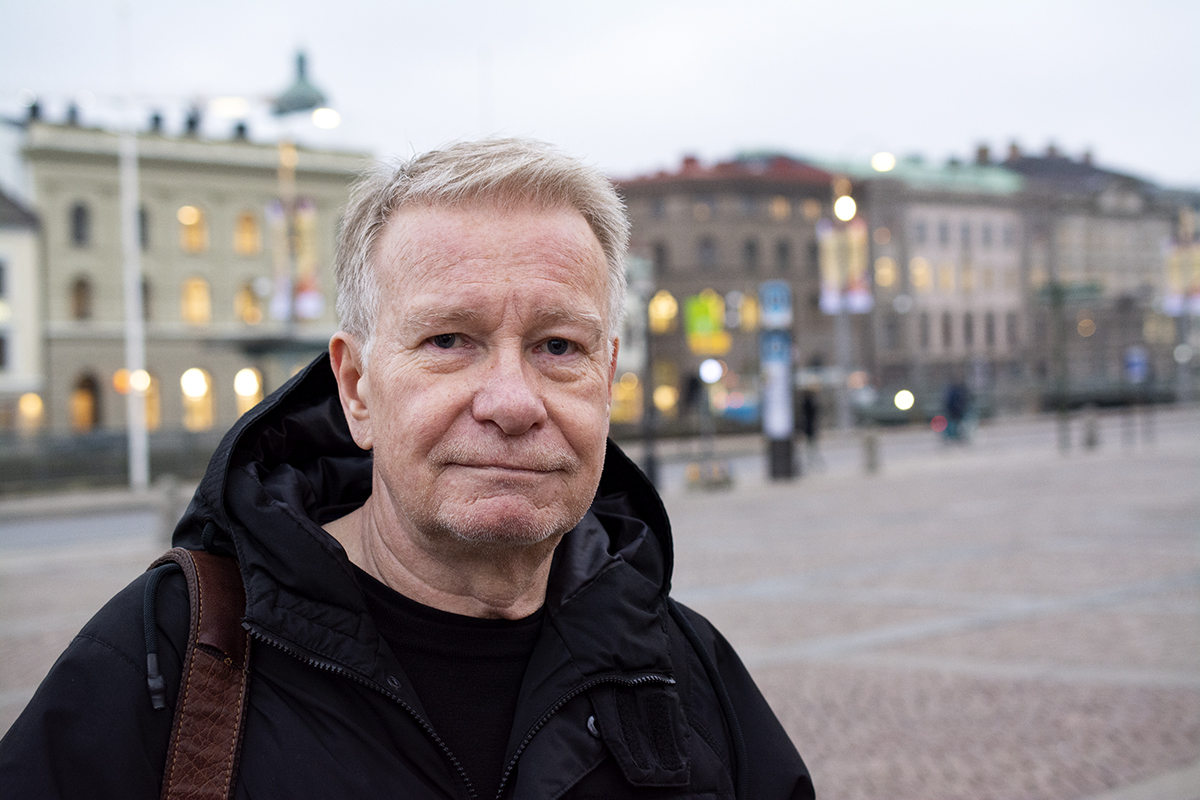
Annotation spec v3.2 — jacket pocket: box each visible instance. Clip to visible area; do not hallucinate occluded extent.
[587,682,691,788]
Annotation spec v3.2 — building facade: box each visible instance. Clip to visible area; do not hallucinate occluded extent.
[22,117,368,435]
[0,189,42,432]
[618,154,836,423]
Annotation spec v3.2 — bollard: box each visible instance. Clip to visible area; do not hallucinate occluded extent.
[863,431,880,474]
[1082,406,1099,450]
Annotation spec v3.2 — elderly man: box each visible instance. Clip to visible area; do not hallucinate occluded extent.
[0,139,813,799]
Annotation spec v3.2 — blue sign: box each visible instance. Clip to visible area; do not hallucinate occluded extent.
[759,281,793,329]
[760,329,793,439]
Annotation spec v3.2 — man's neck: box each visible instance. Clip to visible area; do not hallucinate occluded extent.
[322,498,559,620]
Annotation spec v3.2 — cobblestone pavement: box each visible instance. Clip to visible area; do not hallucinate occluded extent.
[1,407,1197,799]
[663,406,1200,800]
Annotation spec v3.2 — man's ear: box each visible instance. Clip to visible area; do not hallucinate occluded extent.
[329,332,374,451]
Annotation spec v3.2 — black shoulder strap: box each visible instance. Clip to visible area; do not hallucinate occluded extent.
[148,547,251,800]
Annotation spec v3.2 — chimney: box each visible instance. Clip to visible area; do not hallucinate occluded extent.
[1007,141,1021,161]
[681,154,701,174]
[148,112,163,134]
[1081,149,1093,166]
[184,107,201,136]
[233,121,249,141]
[65,103,79,126]
[1046,142,1059,158]
[26,100,41,122]
[975,144,991,165]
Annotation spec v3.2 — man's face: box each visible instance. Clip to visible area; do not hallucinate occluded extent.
[341,202,617,550]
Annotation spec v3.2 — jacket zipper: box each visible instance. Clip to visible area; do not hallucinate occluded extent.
[248,625,479,800]
[493,672,676,800]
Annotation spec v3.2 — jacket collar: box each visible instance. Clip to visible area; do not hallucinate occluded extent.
[172,353,677,683]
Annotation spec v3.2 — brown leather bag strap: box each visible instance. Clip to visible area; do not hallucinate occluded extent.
[149,547,251,800]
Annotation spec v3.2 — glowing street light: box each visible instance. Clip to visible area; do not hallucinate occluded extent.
[871,152,897,172]
[834,195,857,222]
[893,389,915,411]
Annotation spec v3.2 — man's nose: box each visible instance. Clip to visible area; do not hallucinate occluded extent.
[472,348,547,435]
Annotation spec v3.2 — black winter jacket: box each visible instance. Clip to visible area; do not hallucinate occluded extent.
[0,355,814,800]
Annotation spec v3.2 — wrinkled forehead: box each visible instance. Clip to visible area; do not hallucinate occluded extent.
[372,200,609,310]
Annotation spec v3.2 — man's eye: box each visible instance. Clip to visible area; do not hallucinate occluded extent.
[431,333,458,349]
[545,338,571,356]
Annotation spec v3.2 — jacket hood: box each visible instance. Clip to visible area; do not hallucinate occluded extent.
[172,352,675,678]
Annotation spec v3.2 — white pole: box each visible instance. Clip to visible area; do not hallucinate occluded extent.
[119,129,149,490]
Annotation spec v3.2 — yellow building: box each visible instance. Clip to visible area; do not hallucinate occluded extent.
[22,116,368,435]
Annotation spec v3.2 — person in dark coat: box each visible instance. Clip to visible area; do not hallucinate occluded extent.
[0,139,813,799]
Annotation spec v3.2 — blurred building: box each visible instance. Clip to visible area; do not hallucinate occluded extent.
[0,188,42,432]
[1001,144,1181,406]
[618,154,835,423]
[19,109,368,435]
[818,149,1028,413]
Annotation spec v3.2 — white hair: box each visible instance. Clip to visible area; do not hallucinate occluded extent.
[334,138,629,362]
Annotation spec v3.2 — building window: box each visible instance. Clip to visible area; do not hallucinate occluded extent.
[651,198,666,219]
[963,312,975,349]
[742,239,760,274]
[960,222,971,248]
[908,258,930,292]
[913,220,927,244]
[698,237,717,271]
[981,223,993,248]
[71,275,93,320]
[139,206,150,251]
[775,239,791,273]
[652,241,669,275]
[234,367,264,415]
[1007,311,1019,347]
[1003,224,1016,248]
[181,277,212,324]
[144,373,162,432]
[70,202,90,247]
[984,311,996,348]
[937,263,955,292]
[181,367,214,431]
[177,205,209,253]
[0,258,7,297]
[235,281,264,325]
[919,312,931,350]
[70,373,101,432]
[740,196,758,218]
[769,196,790,221]
[941,312,953,349]
[938,221,950,246]
[141,277,153,322]
[0,333,7,370]
[692,197,714,222]
[234,211,262,256]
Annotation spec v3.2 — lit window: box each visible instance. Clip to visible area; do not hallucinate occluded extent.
[875,257,897,288]
[177,205,209,253]
[769,196,790,221]
[71,275,93,320]
[234,211,262,256]
[235,281,264,325]
[70,202,90,247]
[910,258,932,292]
[647,290,679,334]
[181,277,212,324]
[18,392,44,434]
[71,373,101,432]
[181,367,214,431]
[234,367,263,415]
[937,263,955,292]
[144,373,162,431]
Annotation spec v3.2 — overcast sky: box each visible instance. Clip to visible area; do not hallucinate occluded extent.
[2,0,1197,187]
